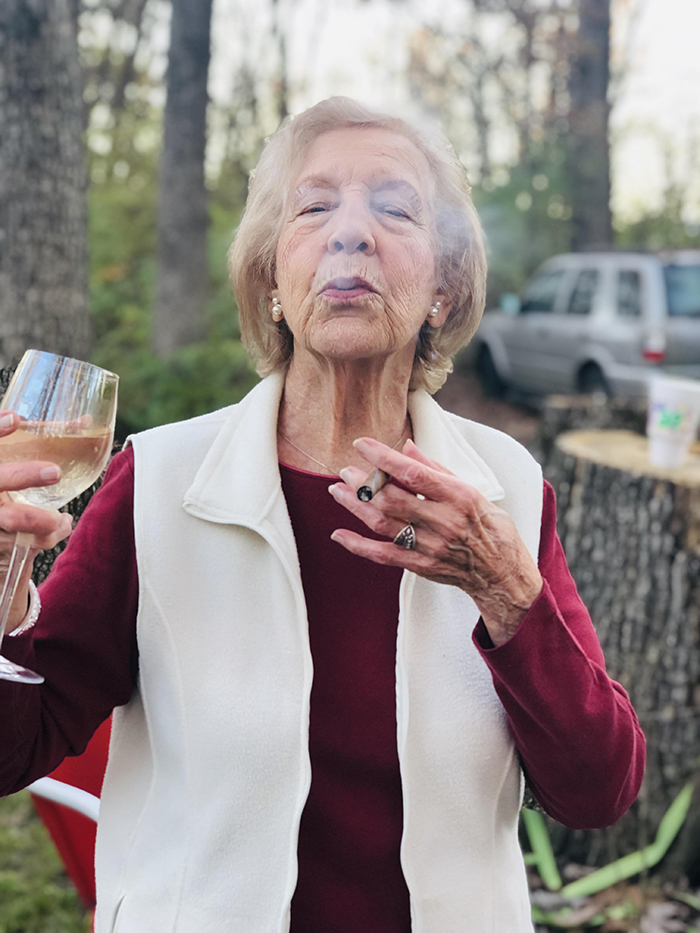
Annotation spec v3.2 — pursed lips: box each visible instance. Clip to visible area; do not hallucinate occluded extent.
[319,276,378,299]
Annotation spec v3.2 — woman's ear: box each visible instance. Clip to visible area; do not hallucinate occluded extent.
[270,290,284,322]
[426,295,452,328]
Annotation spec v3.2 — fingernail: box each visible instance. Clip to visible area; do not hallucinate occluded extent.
[40,465,61,482]
[330,531,342,543]
[353,437,374,452]
[339,468,353,484]
[0,413,13,429]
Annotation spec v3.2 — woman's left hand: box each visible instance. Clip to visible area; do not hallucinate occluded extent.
[329,436,543,647]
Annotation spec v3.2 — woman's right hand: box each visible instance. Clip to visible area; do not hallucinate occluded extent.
[0,412,73,632]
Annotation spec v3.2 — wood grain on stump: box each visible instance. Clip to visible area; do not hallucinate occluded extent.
[545,427,700,878]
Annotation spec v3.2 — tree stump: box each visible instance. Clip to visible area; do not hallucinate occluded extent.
[544,428,700,879]
[531,394,648,469]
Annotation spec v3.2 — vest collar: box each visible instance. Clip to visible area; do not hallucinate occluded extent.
[182,372,505,525]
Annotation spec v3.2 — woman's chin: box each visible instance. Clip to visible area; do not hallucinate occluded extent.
[308,321,400,364]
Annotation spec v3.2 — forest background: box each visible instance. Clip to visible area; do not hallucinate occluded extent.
[3,0,700,439]
[1,1,700,931]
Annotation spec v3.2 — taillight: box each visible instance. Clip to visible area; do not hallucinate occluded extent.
[643,331,666,364]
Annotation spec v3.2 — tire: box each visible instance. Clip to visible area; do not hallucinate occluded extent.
[477,344,507,399]
[577,363,611,397]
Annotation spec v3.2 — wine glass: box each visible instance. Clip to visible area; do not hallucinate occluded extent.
[0,350,118,684]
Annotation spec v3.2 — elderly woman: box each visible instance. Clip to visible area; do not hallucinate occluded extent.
[0,98,643,932]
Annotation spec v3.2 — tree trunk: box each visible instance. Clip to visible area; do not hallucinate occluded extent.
[152,0,213,356]
[544,428,700,879]
[0,0,92,367]
[567,0,613,250]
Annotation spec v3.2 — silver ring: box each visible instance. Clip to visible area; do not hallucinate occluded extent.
[393,523,416,550]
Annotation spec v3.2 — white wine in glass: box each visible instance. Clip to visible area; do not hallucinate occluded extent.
[0,350,119,684]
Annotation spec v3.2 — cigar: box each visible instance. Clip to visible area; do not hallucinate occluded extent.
[357,468,390,502]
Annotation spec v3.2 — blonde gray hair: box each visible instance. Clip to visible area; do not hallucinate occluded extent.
[228,97,487,393]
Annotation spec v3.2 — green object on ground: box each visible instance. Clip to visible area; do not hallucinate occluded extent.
[521,807,563,891]
[559,783,694,900]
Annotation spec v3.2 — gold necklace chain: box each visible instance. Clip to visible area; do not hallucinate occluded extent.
[277,424,410,477]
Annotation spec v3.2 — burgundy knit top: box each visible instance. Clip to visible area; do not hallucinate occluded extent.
[0,448,645,932]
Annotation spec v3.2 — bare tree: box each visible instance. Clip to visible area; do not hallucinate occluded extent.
[102,0,151,118]
[567,0,612,248]
[0,0,92,366]
[80,0,151,120]
[407,2,573,184]
[409,0,615,252]
[271,0,289,124]
[153,0,213,355]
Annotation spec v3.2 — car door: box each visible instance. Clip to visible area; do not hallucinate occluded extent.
[663,262,700,365]
[606,268,645,366]
[540,268,601,390]
[500,268,567,391]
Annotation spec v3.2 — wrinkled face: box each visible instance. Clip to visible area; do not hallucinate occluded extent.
[274,127,447,367]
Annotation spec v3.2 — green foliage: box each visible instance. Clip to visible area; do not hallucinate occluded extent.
[616,207,700,253]
[0,793,89,933]
[94,339,259,437]
[88,138,258,437]
[475,144,700,313]
[474,140,574,306]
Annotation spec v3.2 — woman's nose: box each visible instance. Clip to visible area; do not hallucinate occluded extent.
[327,204,376,255]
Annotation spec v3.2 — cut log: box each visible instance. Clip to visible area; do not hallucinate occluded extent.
[531,394,648,470]
[544,428,700,880]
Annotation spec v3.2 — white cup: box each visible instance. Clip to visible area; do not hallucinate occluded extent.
[647,375,700,468]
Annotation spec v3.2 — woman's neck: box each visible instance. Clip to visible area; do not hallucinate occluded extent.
[278,352,413,475]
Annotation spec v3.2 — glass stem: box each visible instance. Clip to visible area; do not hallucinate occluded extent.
[0,532,33,647]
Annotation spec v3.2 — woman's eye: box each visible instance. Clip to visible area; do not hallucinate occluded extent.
[383,207,409,219]
[300,205,329,215]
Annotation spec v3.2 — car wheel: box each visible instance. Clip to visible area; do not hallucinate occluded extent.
[477,345,507,399]
[578,363,611,397]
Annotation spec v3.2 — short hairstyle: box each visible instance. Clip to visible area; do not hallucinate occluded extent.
[228,97,487,393]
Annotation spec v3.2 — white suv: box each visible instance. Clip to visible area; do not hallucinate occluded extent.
[476,250,700,397]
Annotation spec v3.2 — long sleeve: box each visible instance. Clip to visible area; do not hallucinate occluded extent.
[472,480,646,829]
[0,448,138,795]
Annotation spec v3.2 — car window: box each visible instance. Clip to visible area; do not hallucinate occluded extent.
[617,270,641,317]
[520,270,565,314]
[664,265,700,317]
[567,270,599,315]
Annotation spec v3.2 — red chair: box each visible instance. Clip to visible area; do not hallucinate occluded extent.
[28,716,111,912]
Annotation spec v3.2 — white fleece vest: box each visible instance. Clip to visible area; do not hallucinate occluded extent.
[94,373,542,933]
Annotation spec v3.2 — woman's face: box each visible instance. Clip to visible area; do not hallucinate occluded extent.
[274,127,447,367]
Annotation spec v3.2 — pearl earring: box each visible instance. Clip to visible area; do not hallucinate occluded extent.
[428,300,441,320]
[271,297,283,322]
